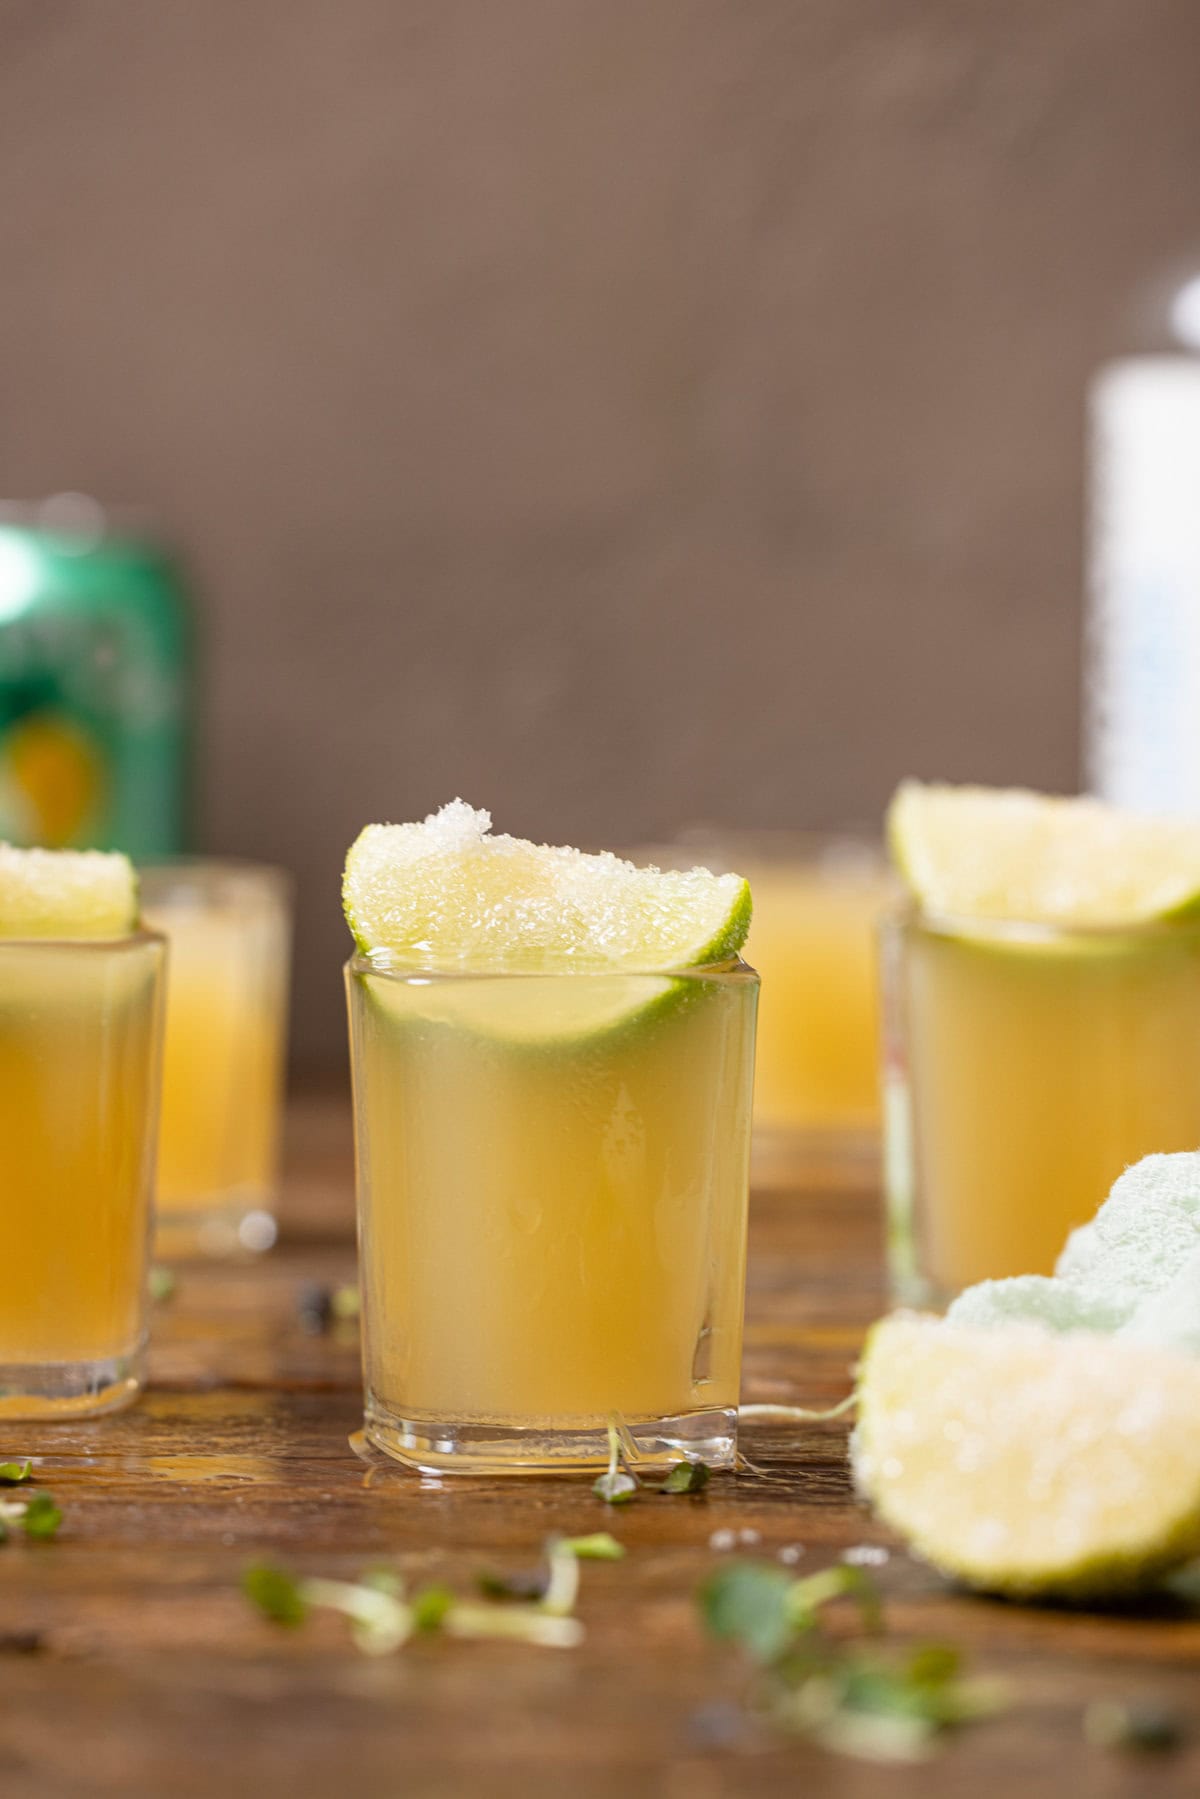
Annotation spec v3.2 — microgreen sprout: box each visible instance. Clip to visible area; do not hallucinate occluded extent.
[244,1534,606,1654]
[700,1560,1005,1763]
[0,1461,32,1485]
[593,1420,639,1505]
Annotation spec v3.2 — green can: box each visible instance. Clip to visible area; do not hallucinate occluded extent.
[0,498,191,855]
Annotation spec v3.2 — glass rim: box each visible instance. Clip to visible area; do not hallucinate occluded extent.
[882,899,1200,943]
[0,926,166,952]
[346,950,758,985]
[137,858,292,899]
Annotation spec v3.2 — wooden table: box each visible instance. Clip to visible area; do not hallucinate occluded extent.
[2,1088,1198,1799]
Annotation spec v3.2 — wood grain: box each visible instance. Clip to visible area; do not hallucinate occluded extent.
[1,1087,1197,1799]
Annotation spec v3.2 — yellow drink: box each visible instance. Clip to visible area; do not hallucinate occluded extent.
[746,853,890,1139]
[887,913,1200,1300]
[141,864,290,1256]
[347,961,757,1472]
[0,934,164,1414]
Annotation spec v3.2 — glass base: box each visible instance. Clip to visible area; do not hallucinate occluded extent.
[363,1399,738,1476]
[0,1346,144,1419]
[154,1199,278,1260]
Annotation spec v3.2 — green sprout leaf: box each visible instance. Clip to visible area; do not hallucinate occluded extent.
[702,1562,797,1663]
[243,1562,309,1627]
[593,1470,638,1504]
[560,1533,625,1561]
[148,1267,176,1304]
[21,1493,62,1541]
[661,1461,710,1495]
[411,1584,455,1633]
[0,1461,32,1485]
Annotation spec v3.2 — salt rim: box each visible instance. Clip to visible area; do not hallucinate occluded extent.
[0,842,138,939]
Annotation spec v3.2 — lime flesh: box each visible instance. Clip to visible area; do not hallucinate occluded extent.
[0,843,137,938]
[854,1314,1200,1599]
[888,781,1200,925]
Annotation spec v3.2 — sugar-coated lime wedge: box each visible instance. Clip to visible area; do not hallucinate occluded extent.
[888,781,1200,925]
[854,1314,1200,1599]
[343,800,751,974]
[0,843,137,938]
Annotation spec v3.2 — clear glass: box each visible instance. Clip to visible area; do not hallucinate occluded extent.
[635,833,893,1165]
[346,955,759,1475]
[139,862,291,1257]
[883,906,1200,1306]
[0,931,165,1416]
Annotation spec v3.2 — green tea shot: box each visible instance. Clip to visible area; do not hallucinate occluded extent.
[343,801,759,1475]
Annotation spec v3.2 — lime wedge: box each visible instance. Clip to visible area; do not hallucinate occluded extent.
[0,844,137,938]
[343,800,751,974]
[888,781,1200,924]
[854,1314,1200,1598]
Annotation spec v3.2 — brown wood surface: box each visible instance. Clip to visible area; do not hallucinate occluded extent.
[2,1088,1198,1799]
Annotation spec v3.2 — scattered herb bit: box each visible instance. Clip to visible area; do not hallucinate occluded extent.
[662,1460,711,1496]
[1085,1700,1184,1754]
[20,1493,62,1541]
[561,1533,624,1561]
[700,1560,1005,1763]
[0,1461,32,1485]
[148,1267,176,1304]
[0,1491,63,1543]
[242,1562,309,1627]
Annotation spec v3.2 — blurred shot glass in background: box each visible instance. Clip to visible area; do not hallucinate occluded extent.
[642,834,893,1177]
[1,929,165,1416]
[140,862,291,1258]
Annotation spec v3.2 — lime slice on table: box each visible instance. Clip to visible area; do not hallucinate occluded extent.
[888,781,1200,925]
[0,843,137,938]
[854,1313,1200,1599]
[343,800,752,1043]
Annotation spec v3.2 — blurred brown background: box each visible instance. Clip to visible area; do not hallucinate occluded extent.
[0,0,1197,1061]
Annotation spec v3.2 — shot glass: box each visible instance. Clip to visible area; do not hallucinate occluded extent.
[882,906,1200,1306]
[346,956,759,1474]
[0,931,165,1417]
[140,862,291,1258]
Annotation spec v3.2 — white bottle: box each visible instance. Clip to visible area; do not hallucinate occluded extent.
[1086,349,1200,815]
